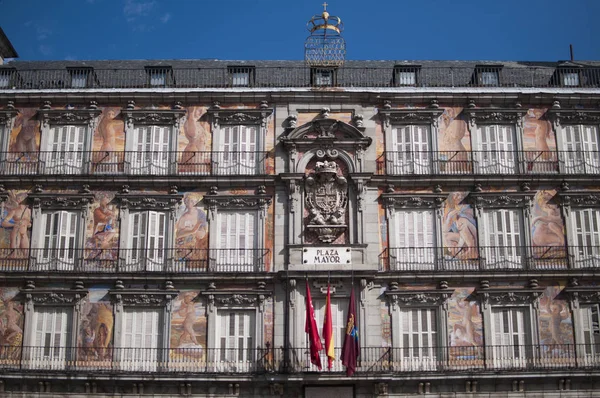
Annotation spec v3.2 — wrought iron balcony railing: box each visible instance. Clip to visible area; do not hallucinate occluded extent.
[0,248,270,273]
[381,246,571,271]
[1,66,599,89]
[1,344,598,374]
[0,151,270,176]
[379,150,599,176]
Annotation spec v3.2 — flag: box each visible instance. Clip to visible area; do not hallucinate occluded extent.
[305,281,322,370]
[341,287,359,376]
[323,283,334,370]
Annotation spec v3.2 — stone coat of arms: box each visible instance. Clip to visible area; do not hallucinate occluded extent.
[305,160,348,243]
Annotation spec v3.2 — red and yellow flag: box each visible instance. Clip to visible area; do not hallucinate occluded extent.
[305,281,322,370]
[323,283,334,370]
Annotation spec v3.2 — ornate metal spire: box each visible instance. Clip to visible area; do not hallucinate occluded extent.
[304,3,346,67]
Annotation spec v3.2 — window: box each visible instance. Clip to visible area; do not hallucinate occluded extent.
[228,66,254,87]
[120,308,161,372]
[125,211,167,272]
[581,304,600,361]
[481,209,525,269]
[146,66,173,87]
[390,124,431,174]
[391,209,435,270]
[43,125,86,174]
[0,68,14,88]
[68,67,94,88]
[394,66,420,86]
[569,208,600,267]
[476,124,517,174]
[562,71,580,87]
[216,310,256,372]
[35,211,80,271]
[398,308,438,371]
[559,124,600,174]
[491,307,530,368]
[215,211,257,272]
[217,125,258,175]
[311,67,336,86]
[30,307,72,370]
[130,125,171,175]
[473,66,501,87]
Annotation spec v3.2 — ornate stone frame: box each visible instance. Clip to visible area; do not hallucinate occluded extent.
[201,284,273,351]
[0,104,18,155]
[207,105,273,174]
[564,282,600,361]
[378,105,444,175]
[557,191,600,266]
[385,283,454,359]
[21,282,89,352]
[122,106,186,174]
[464,107,526,174]
[109,284,179,352]
[38,104,102,174]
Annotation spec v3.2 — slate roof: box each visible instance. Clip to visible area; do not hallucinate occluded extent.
[0,27,18,59]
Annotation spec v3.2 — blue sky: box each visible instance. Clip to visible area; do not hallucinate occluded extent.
[0,0,598,62]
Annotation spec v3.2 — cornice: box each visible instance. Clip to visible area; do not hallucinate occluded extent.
[546,108,600,125]
[203,194,272,210]
[468,191,535,209]
[200,289,272,312]
[378,107,444,127]
[474,287,544,309]
[557,191,600,207]
[385,288,454,308]
[115,193,183,210]
[280,118,372,150]
[122,108,186,126]
[206,107,273,127]
[22,288,89,306]
[381,193,446,209]
[109,288,179,306]
[464,108,526,126]
[28,192,95,209]
[563,286,600,305]
[0,108,18,126]
[39,108,102,126]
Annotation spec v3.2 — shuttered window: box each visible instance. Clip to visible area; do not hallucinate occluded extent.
[38,211,79,270]
[32,307,72,369]
[582,304,600,357]
[121,308,161,371]
[390,125,430,174]
[398,308,438,370]
[393,209,435,269]
[216,211,257,271]
[482,209,524,268]
[561,125,600,174]
[217,310,255,365]
[571,209,600,267]
[219,125,258,175]
[491,307,529,367]
[127,211,167,271]
[46,126,85,174]
[131,126,170,175]
[477,125,516,174]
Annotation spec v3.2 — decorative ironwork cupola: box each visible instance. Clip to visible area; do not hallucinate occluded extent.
[304,3,346,67]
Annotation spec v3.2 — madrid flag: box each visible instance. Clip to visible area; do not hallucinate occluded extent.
[323,283,334,370]
[341,287,360,376]
[305,281,322,369]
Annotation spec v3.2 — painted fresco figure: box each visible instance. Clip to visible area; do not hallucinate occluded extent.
[444,193,478,260]
[531,191,565,251]
[176,195,208,269]
[1,192,31,258]
[177,292,199,346]
[181,107,208,173]
[11,109,38,154]
[1,300,22,345]
[439,108,469,173]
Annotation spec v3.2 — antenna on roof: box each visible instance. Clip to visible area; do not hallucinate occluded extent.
[570,44,574,61]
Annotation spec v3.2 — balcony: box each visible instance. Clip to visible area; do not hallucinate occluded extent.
[381,246,572,271]
[0,151,270,176]
[378,150,600,176]
[0,248,270,273]
[0,345,598,375]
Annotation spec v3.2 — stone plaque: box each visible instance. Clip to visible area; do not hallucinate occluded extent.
[303,247,351,265]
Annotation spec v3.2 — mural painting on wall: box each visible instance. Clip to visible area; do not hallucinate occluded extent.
[179,107,210,174]
[85,192,119,268]
[539,284,573,352]
[0,288,23,359]
[447,288,483,361]
[438,108,470,173]
[11,108,40,154]
[175,193,208,270]
[170,291,206,361]
[531,190,566,264]
[78,288,114,363]
[0,191,31,262]
[92,107,125,173]
[443,193,478,264]
[523,109,558,173]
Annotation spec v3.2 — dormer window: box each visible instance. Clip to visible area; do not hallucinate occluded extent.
[0,68,16,88]
[67,67,94,88]
[311,67,336,86]
[562,70,580,87]
[228,66,254,87]
[146,66,173,87]
[473,65,501,87]
[394,65,420,86]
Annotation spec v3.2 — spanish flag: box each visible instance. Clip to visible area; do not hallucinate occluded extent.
[323,283,334,370]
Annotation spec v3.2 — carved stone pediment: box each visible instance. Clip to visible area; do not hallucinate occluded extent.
[468,192,535,209]
[280,118,372,150]
[563,286,600,306]
[207,107,273,128]
[305,160,348,243]
[22,288,88,306]
[385,288,454,309]
[464,108,526,127]
[115,193,183,210]
[558,191,600,207]
[109,289,179,307]
[546,108,600,125]
[378,107,444,128]
[201,289,273,312]
[39,108,102,126]
[474,287,543,310]
[203,194,272,211]
[29,193,94,209]
[122,108,186,127]
[0,108,18,126]
[381,193,446,211]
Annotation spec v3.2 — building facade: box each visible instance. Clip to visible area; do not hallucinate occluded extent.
[1,21,600,398]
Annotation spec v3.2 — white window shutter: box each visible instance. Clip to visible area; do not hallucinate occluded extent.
[394,210,434,267]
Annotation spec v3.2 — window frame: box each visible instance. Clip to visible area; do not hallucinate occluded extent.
[310,67,337,87]
[67,67,97,89]
[558,191,600,269]
[0,67,20,89]
[473,65,502,87]
[564,285,600,366]
[145,66,174,87]
[228,66,255,87]
[393,65,420,87]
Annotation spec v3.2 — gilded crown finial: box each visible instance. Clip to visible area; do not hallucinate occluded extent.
[305,4,346,67]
